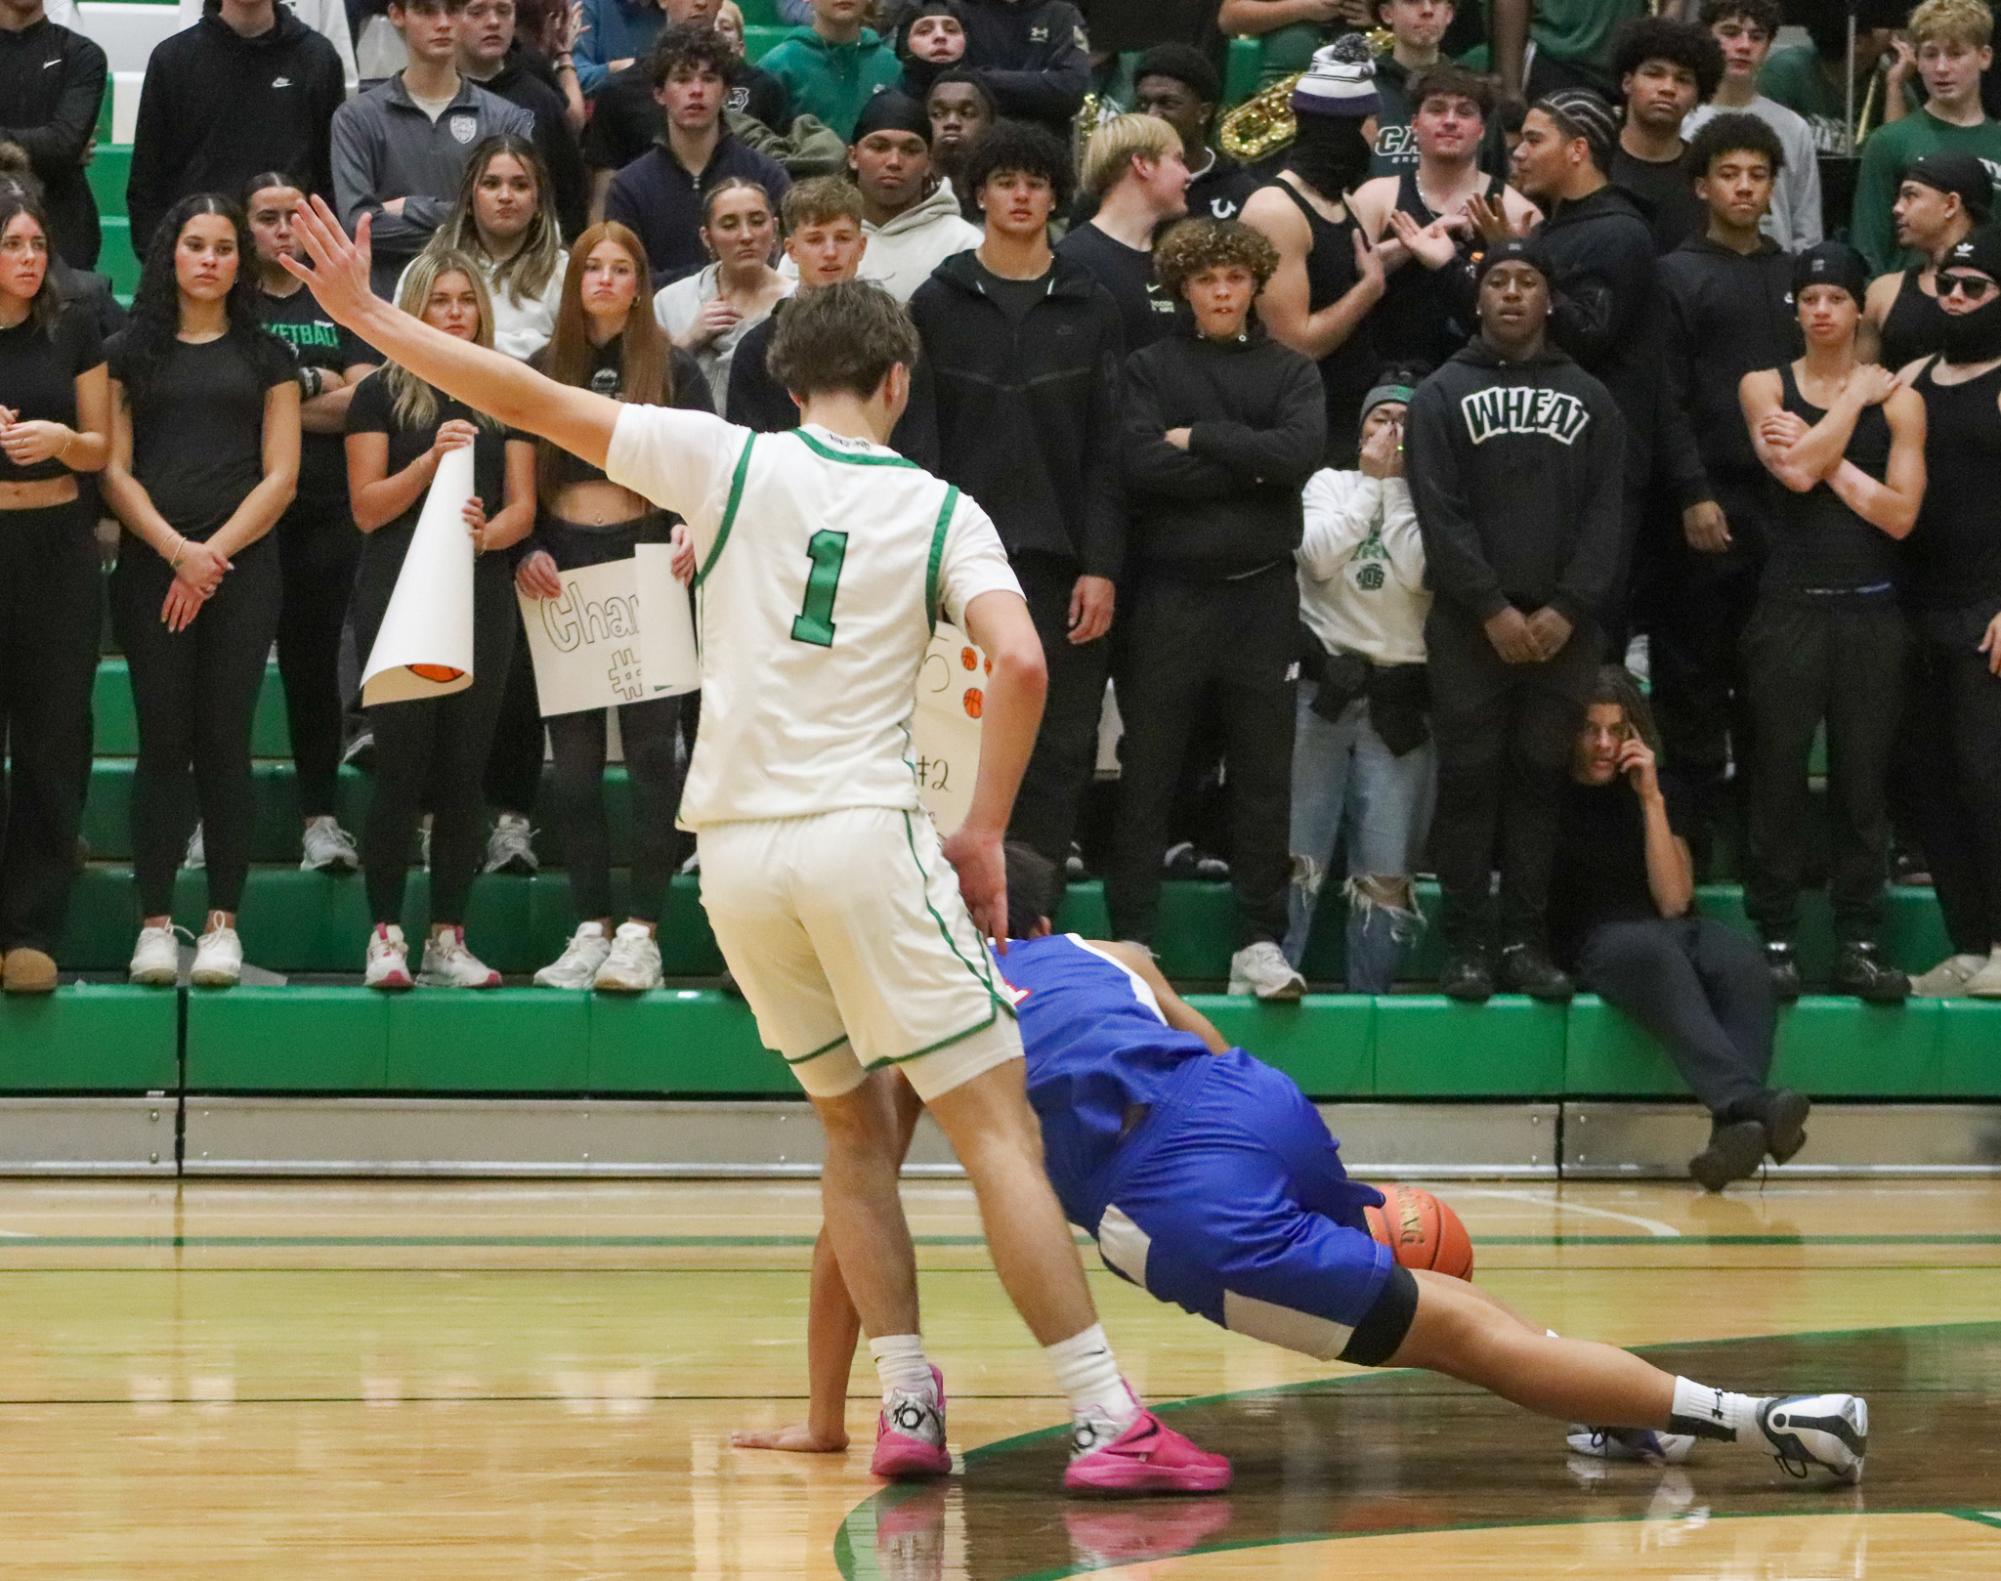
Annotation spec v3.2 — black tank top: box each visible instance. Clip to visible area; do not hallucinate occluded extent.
[1878,269,1949,372]
[1911,354,2001,611]
[1372,168,1503,372]
[1270,177,1378,467]
[1765,361,1901,599]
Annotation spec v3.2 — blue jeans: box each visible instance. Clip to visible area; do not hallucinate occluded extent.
[1284,685,1435,991]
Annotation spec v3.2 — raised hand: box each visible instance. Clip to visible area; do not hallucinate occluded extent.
[1466,193,1523,248]
[277,195,378,333]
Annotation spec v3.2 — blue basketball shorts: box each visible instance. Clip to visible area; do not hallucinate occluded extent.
[1089,1050,1417,1366]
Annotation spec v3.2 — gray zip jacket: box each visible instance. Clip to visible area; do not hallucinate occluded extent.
[330,73,533,288]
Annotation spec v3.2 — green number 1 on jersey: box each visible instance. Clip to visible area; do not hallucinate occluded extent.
[790,529,849,647]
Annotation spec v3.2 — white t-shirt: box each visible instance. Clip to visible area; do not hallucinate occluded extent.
[395,250,567,361]
[604,408,1022,828]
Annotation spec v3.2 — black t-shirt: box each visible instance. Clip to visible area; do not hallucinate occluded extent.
[106,327,294,537]
[1611,147,1708,257]
[967,259,1055,326]
[529,335,712,490]
[256,285,371,507]
[344,370,511,538]
[1548,772,1692,966]
[0,305,103,484]
[1054,223,1176,352]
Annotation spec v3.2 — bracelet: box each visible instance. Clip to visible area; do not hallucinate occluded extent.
[298,365,323,399]
[169,533,187,570]
[54,429,73,463]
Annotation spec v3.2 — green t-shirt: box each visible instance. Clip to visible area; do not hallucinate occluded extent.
[1257,19,1322,85]
[1516,0,1644,70]
[1850,109,2001,273]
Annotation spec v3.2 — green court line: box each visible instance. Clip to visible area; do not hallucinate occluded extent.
[4,1232,2001,1250]
[1953,1508,2001,1532]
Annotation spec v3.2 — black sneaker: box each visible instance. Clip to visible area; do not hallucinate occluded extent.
[1764,940,1802,1001]
[1161,841,1200,879]
[1497,941,1575,1000]
[1438,950,1494,1002]
[1193,850,1232,882]
[1743,1087,1812,1165]
[1830,941,1909,1003]
[1689,1118,1767,1193]
[1065,842,1088,881]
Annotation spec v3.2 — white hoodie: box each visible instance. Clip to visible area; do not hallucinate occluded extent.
[779,179,984,303]
[1296,470,1431,667]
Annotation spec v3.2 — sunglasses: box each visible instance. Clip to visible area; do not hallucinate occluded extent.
[1938,272,1998,301]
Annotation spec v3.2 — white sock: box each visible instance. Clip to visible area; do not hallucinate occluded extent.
[1047,1324,1136,1437]
[1669,1376,1767,1445]
[869,1334,935,1403]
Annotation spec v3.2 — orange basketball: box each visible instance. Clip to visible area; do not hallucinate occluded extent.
[406,663,464,683]
[1363,1184,1475,1280]
[963,687,984,719]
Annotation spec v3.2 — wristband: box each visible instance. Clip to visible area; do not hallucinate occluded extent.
[298,365,324,399]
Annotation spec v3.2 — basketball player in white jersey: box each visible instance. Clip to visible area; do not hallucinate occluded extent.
[277,196,1228,1495]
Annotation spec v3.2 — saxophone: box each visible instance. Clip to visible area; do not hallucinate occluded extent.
[1217,28,1393,164]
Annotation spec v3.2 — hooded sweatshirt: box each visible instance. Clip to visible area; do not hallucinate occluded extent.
[1121,321,1327,578]
[956,0,1090,142]
[125,10,347,255]
[1406,338,1627,627]
[756,26,901,142]
[909,246,1126,577]
[1657,233,1801,488]
[0,16,105,268]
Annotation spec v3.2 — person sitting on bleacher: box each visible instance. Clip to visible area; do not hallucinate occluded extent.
[755,0,900,143]
[1549,668,1809,1194]
[0,189,111,996]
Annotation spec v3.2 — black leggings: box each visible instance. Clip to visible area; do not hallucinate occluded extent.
[1576,917,1775,1119]
[536,515,685,922]
[111,537,281,917]
[275,496,359,817]
[0,499,101,953]
[359,556,517,925]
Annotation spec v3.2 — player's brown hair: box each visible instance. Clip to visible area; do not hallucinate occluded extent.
[766,279,920,401]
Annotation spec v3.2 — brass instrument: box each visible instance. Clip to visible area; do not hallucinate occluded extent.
[1217,28,1392,164]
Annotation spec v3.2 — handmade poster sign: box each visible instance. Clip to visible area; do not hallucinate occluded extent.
[633,544,700,699]
[912,623,987,831]
[518,558,650,717]
[361,446,475,706]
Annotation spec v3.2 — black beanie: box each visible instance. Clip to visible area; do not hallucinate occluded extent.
[852,92,933,146]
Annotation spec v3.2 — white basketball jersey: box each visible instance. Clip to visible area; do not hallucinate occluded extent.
[605,407,1021,828]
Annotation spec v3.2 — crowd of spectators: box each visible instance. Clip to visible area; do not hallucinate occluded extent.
[4,0,2001,1166]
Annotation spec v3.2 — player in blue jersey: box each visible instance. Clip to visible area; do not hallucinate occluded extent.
[735,844,1872,1485]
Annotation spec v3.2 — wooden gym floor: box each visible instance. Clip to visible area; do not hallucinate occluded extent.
[3,1177,1997,1578]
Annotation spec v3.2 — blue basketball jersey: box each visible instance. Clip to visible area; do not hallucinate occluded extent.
[991,934,1214,1221]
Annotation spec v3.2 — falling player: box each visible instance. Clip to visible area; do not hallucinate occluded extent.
[277,197,1228,1495]
[736,843,1870,1485]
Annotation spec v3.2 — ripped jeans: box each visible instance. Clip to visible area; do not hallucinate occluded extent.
[1284,685,1436,991]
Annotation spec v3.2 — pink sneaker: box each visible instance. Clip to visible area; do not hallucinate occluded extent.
[1064,1406,1232,1496]
[870,1364,951,1480]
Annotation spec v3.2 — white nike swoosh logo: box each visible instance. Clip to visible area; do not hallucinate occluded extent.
[43,58,61,68]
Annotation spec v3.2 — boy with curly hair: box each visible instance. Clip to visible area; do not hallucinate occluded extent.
[1109,219,1328,997]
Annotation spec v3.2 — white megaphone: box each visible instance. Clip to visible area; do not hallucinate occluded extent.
[361,443,477,705]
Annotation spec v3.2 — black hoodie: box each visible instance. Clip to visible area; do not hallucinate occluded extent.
[909,246,1126,578]
[1406,338,1627,627]
[0,17,106,268]
[1121,321,1327,578]
[1657,232,1802,488]
[1534,184,1659,478]
[126,11,346,255]
[957,0,1091,143]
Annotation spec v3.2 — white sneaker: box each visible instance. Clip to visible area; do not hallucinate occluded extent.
[364,923,414,991]
[1964,948,2001,999]
[534,922,611,989]
[189,925,243,988]
[1228,940,1305,1000]
[1564,1424,1697,1465]
[128,924,184,986]
[183,823,205,870]
[418,926,501,988]
[1756,1393,1867,1484]
[300,815,360,873]
[593,922,663,993]
[483,812,539,876]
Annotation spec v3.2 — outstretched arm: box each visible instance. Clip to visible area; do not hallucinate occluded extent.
[281,196,622,472]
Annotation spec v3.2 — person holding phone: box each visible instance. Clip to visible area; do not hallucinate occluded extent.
[1548,667,1808,1194]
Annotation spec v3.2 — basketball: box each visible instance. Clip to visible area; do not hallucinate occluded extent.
[1364,1185,1475,1280]
[406,663,464,684]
